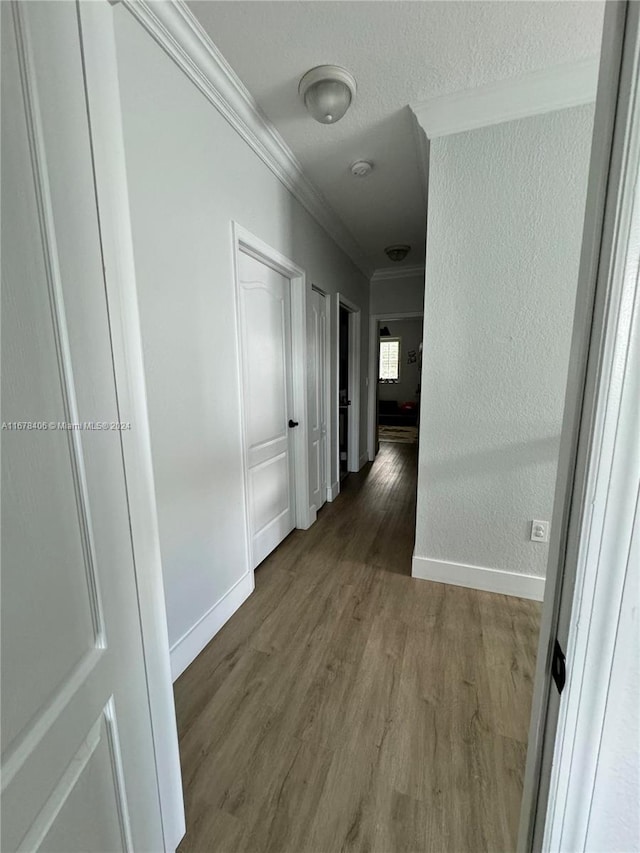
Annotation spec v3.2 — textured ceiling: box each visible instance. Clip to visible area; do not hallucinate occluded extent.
[187,1,605,274]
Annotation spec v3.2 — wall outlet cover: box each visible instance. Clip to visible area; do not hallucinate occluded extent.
[531,519,550,543]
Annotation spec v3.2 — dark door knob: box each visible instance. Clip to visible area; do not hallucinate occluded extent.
[288,419,299,428]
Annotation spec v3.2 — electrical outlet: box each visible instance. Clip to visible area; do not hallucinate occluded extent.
[531,520,549,543]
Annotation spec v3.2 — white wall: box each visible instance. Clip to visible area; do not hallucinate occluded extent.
[413,104,594,596]
[113,7,370,676]
[378,318,423,403]
[370,272,425,315]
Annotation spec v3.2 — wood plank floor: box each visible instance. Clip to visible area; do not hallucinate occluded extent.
[175,442,541,853]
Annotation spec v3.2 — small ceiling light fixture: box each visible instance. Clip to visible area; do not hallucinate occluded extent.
[385,244,411,263]
[351,160,373,177]
[299,65,357,125]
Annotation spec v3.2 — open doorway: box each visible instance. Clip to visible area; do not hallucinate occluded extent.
[338,304,350,481]
[336,295,361,483]
[377,316,423,448]
[368,311,424,460]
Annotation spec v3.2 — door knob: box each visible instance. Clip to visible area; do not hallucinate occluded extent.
[288,419,299,428]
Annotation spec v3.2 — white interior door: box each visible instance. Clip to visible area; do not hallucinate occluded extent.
[309,289,328,510]
[238,250,296,568]
[1,3,166,850]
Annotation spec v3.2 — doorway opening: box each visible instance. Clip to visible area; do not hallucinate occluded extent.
[368,312,424,460]
[335,295,361,484]
[338,305,350,481]
[377,316,423,448]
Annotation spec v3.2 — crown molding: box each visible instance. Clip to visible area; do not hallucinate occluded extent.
[411,56,600,141]
[371,265,425,283]
[119,0,372,278]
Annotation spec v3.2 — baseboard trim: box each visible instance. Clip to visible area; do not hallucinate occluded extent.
[327,480,340,502]
[358,452,369,470]
[411,555,545,601]
[302,506,318,529]
[169,570,254,681]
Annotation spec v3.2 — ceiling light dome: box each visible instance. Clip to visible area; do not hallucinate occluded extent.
[385,245,411,263]
[299,65,356,125]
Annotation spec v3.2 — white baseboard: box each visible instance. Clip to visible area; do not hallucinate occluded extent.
[359,452,369,470]
[411,555,545,601]
[301,506,317,529]
[327,480,340,502]
[169,570,254,681]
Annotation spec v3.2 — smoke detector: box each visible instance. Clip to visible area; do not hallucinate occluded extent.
[385,244,411,262]
[351,160,373,178]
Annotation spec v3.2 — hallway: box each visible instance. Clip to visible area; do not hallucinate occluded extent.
[175,442,541,853]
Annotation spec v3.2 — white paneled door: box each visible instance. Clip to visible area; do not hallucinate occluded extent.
[309,290,328,510]
[1,3,169,851]
[238,251,296,568]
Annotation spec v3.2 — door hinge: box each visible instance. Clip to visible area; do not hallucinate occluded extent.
[551,639,566,694]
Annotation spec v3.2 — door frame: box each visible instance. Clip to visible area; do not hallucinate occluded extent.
[76,3,186,848]
[367,312,424,461]
[231,223,312,565]
[311,285,332,508]
[519,2,640,849]
[335,294,362,478]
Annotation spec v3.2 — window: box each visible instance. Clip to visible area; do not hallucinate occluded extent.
[379,337,401,382]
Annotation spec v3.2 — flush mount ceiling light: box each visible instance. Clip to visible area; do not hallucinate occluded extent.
[350,160,373,177]
[385,244,411,263]
[299,65,357,125]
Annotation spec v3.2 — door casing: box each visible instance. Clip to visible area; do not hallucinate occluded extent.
[80,5,185,846]
[231,223,313,574]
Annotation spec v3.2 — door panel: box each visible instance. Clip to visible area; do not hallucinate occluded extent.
[309,290,328,509]
[21,711,128,853]
[238,251,295,567]
[250,453,293,562]
[1,4,164,850]
[250,453,290,533]
[243,284,288,449]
